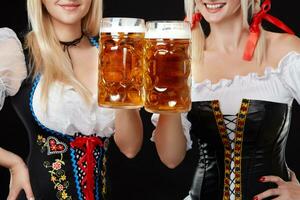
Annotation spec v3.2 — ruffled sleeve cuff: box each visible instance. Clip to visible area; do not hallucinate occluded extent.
[278,51,300,104]
[95,107,115,138]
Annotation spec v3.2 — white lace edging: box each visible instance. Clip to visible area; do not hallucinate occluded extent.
[192,51,300,91]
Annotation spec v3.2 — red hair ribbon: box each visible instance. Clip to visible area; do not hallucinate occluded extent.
[70,136,103,200]
[184,13,202,29]
[243,0,294,61]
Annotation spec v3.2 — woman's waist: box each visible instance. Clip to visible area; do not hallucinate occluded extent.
[201,152,289,179]
[26,132,108,199]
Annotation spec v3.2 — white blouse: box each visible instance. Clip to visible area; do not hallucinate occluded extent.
[152,51,300,149]
[0,27,115,138]
[0,28,27,110]
[191,51,300,114]
[31,78,115,137]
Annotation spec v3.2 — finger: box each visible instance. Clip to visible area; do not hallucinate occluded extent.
[254,188,280,200]
[260,176,285,186]
[270,197,284,200]
[7,186,21,200]
[23,182,35,200]
[289,170,300,184]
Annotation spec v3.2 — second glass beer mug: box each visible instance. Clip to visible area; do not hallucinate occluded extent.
[98,18,145,108]
[144,21,192,113]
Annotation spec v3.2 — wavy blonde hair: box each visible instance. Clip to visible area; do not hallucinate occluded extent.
[25,0,102,104]
[185,0,265,67]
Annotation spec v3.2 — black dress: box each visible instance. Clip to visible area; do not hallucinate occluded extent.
[188,99,290,200]
[9,38,113,200]
[11,77,110,200]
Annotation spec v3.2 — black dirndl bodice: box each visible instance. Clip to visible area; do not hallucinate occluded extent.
[187,99,291,200]
[10,77,109,200]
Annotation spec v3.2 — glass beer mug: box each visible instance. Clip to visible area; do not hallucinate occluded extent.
[98,18,145,108]
[144,21,192,113]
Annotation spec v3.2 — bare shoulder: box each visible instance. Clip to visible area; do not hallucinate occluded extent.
[266,31,300,54]
[264,31,300,66]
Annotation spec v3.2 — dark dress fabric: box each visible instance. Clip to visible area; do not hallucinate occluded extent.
[188,99,291,200]
[11,78,109,200]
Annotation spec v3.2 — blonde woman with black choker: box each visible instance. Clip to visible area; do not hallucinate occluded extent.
[0,0,143,199]
[152,0,300,199]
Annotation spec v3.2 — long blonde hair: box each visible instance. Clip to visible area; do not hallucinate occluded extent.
[25,0,102,104]
[185,0,266,67]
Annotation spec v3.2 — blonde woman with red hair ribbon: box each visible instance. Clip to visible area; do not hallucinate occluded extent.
[152,0,300,199]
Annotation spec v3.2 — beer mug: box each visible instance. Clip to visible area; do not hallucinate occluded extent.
[144,21,192,113]
[98,18,145,108]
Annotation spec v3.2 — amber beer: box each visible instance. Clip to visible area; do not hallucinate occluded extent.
[98,18,145,108]
[144,21,191,113]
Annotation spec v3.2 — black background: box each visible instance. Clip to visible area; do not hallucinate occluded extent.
[1,0,300,200]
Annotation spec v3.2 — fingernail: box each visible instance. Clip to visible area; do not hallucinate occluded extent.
[259,176,265,182]
[253,197,258,200]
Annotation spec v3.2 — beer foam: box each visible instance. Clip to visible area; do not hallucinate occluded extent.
[145,30,191,39]
[145,21,191,39]
[100,18,146,33]
[101,26,145,33]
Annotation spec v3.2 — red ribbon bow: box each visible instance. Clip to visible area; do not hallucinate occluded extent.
[184,13,202,29]
[70,136,103,200]
[243,0,294,61]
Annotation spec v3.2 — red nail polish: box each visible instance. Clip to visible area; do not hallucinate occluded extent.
[259,177,265,182]
[253,196,258,200]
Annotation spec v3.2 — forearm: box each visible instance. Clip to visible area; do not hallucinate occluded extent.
[0,147,24,169]
[154,113,186,169]
[113,109,143,158]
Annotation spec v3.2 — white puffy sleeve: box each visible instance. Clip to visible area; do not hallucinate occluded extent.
[279,51,300,104]
[0,28,27,110]
[95,107,115,138]
[150,113,192,150]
